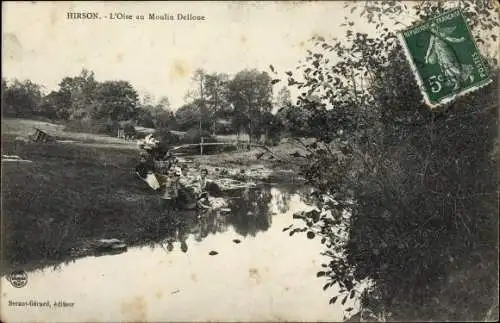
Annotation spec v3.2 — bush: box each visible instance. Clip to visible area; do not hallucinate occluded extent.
[184,128,217,144]
[155,129,181,147]
[214,122,234,135]
[288,66,498,321]
[121,123,137,138]
[64,119,115,136]
[172,128,221,155]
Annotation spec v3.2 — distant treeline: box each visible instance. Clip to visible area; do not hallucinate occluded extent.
[1,68,318,143]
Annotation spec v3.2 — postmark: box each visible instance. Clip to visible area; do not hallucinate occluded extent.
[398,8,492,108]
[7,270,28,288]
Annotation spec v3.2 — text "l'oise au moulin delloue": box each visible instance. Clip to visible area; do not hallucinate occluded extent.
[67,12,206,21]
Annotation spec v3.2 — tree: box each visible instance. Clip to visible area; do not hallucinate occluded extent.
[203,73,231,134]
[135,107,155,128]
[58,69,99,120]
[157,96,171,110]
[275,86,292,111]
[275,0,499,321]
[141,92,156,106]
[38,91,69,119]
[259,111,283,144]
[228,69,273,141]
[1,78,7,113]
[94,80,139,121]
[153,108,176,129]
[2,79,43,117]
[192,69,206,134]
[175,100,209,131]
[182,69,232,135]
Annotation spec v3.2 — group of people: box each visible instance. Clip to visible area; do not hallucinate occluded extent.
[135,147,212,217]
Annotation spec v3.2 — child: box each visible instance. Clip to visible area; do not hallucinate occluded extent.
[196,168,211,210]
[159,167,183,216]
[199,168,209,192]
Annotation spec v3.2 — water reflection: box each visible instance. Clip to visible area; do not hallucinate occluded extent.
[1,185,354,322]
[226,186,274,237]
[150,184,294,253]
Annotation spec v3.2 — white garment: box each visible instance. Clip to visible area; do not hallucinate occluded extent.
[208,197,228,209]
[144,173,160,190]
[144,134,159,146]
[137,134,160,150]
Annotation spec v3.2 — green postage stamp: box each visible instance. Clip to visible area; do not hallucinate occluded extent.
[399,8,492,108]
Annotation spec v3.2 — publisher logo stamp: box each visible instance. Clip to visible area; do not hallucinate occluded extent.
[399,8,492,108]
[8,270,28,288]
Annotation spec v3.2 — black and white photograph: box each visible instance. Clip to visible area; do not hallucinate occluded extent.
[1,1,498,322]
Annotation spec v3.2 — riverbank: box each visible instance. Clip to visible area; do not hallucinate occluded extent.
[1,128,305,274]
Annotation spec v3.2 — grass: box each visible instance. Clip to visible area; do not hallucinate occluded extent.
[1,118,305,274]
[1,117,136,145]
[1,137,165,273]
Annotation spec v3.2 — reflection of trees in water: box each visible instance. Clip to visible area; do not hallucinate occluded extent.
[226,185,274,237]
[297,187,316,206]
[273,189,292,214]
[152,185,297,252]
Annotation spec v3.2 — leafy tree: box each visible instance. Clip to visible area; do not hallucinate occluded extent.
[175,100,210,131]
[275,0,499,321]
[275,86,293,111]
[141,92,156,106]
[137,95,176,130]
[259,111,283,145]
[58,69,99,120]
[2,79,43,117]
[228,69,273,141]
[184,70,232,135]
[203,72,231,134]
[183,69,209,132]
[153,108,176,130]
[1,78,7,101]
[38,91,68,119]
[156,96,171,111]
[94,80,139,121]
[135,107,155,128]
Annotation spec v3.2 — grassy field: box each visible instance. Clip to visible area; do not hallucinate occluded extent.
[1,135,164,273]
[1,118,304,273]
[1,117,136,146]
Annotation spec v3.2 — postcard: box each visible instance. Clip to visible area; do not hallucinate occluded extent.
[2,1,498,322]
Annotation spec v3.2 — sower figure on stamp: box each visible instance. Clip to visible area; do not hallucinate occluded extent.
[424,22,474,90]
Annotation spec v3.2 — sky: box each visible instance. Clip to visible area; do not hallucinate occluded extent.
[3,1,497,110]
[1,1,381,110]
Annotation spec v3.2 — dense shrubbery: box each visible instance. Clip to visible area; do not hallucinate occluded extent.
[63,119,138,139]
[64,119,115,136]
[182,128,220,154]
[277,1,499,321]
[155,129,181,147]
[122,123,137,138]
[184,128,217,144]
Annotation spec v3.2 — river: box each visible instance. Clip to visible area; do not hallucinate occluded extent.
[1,184,358,322]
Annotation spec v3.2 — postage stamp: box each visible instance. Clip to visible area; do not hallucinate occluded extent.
[399,8,492,108]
